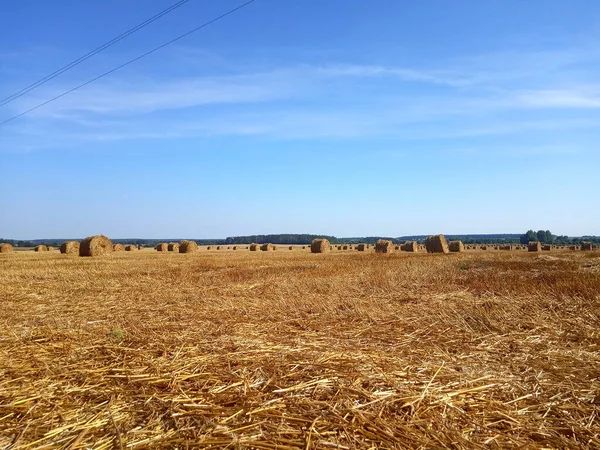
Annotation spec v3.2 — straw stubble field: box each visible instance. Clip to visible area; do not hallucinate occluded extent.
[0,248,599,448]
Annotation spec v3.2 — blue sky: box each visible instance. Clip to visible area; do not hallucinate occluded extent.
[1,0,599,239]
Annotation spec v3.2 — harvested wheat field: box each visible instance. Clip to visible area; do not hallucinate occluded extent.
[1,249,599,449]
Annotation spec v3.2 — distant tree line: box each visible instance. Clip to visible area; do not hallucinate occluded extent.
[3,232,599,247]
[518,230,600,245]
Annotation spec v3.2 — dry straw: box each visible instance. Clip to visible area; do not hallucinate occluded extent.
[375,239,394,254]
[249,243,260,251]
[113,243,125,252]
[60,241,80,255]
[179,240,199,253]
[581,242,593,251]
[401,241,418,252]
[311,239,331,253]
[357,243,366,251]
[156,243,169,252]
[425,235,449,253]
[261,243,274,251]
[448,241,465,252]
[528,242,541,252]
[34,245,48,252]
[167,242,179,252]
[0,243,14,253]
[542,245,552,251]
[79,235,113,257]
[125,245,137,251]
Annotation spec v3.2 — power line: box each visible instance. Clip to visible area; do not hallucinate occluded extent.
[0,0,256,127]
[0,0,192,108]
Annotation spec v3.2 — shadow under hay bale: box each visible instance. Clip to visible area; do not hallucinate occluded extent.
[60,241,80,255]
[375,239,394,254]
[80,235,113,257]
[311,239,330,253]
[425,235,449,254]
[179,240,199,253]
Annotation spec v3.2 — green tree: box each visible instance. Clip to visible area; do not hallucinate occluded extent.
[537,230,547,243]
[520,230,537,244]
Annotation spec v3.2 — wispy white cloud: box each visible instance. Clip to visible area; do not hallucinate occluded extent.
[2,44,600,150]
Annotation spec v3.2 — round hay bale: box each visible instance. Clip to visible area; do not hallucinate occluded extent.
[342,245,349,250]
[125,245,137,251]
[260,243,274,252]
[375,239,394,254]
[499,244,513,251]
[179,240,199,253]
[289,246,294,250]
[357,243,366,251]
[137,244,143,250]
[400,241,418,252]
[0,243,14,253]
[227,246,231,250]
[425,235,449,254]
[207,246,211,250]
[302,246,306,250]
[216,246,221,250]
[47,246,55,251]
[79,235,113,257]
[250,243,260,251]
[167,242,178,252]
[113,244,125,252]
[581,241,593,251]
[528,242,541,252]
[60,241,80,254]
[542,245,551,251]
[233,246,238,250]
[448,240,465,252]
[34,245,48,252]
[156,243,169,252]
[311,238,331,253]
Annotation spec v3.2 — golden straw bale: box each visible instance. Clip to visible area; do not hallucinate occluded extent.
[260,243,274,252]
[250,243,260,251]
[375,239,394,254]
[125,245,137,251]
[34,245,48,252]
[581,242,592,251]
[179,240,199,253]
[528,242,541,252]
[400,241,418,252]
[79,235,112,257]
[357,243,366,251]
[448,241,464,252]
[113,244,125,252]
[0,243,14,253]
[311,239,331,253]
[156,243,169,252]
[425,235,449,254]
[60,241,79,254]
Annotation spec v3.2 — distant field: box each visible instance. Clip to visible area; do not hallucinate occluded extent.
[1,249,599,448]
